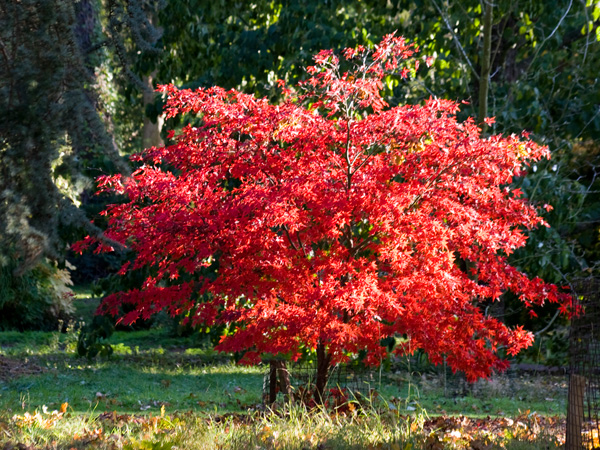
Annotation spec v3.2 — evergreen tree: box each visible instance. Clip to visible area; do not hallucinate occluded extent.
[0,0,159,328]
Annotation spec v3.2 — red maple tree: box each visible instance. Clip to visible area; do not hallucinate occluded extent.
[75,34,570,398]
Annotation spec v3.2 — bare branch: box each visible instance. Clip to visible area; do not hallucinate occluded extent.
[527,0,574,71]
[431,0,480,81]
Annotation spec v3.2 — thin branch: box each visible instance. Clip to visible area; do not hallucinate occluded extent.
[490,7,511,71]
[344,223,354,250]
[0,37,12,109]
[296,231,307,257]
[580,0,591,65]
[59,197,127,252]
[478,0,493,127]
[526,0,573,71]
[281,225,299,251]
[352,149,376,175]
[406,160,465,210]
[431,0,480,81]
[532,260,576,337]
[575,105,600,140]
[86,39,110,54]
[345,120,353,191]
[351,233,379,257]
[0,37,10,67]
[534,308,561,336]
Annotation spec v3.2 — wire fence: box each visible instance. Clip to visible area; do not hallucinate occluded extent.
[261,354,563,407]
[567,277,600,449]
[262,359,380,405]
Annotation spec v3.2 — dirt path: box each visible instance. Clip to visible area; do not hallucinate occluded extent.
[0,356,45,381]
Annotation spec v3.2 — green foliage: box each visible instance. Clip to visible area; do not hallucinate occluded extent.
[139,1,405,102]
[401,0,600,278]
[0,258,75,331]
[77,315,115,359]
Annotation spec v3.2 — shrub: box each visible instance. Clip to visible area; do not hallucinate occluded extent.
[0,258,75,331]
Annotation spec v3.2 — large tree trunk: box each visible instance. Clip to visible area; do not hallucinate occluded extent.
[141,9,163,150]
[315,341,331,404]
[142,72,164,149]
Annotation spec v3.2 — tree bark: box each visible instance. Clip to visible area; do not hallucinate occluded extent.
[142,72,164,149]
[267,360,292,404]
[566,374,585,449]
[276,360,292,400]
[268,361,278,404]
[478,0,493,130]
[315,341,331,404]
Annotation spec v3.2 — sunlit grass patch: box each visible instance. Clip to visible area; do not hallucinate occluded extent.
[1,361,264,416]
[0,401,565,450]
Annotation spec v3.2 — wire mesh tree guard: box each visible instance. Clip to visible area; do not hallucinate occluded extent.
[262,359,379,405]
[567,277,600,449]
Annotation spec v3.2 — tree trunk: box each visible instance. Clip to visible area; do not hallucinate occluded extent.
[478,0,493,130]
[315,341,331,404]
[566,374,585,449]
[276,360,292,400]
[142,72,164,149]
[268,362,278,404]
[267,360,292,404]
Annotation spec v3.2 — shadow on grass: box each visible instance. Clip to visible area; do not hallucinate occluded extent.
[0,356,264,415]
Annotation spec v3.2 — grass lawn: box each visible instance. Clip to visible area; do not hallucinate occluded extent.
[0,295,568,449]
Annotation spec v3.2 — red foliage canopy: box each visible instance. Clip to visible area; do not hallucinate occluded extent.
[75,34,570,380]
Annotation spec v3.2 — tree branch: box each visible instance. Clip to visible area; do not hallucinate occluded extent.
[431,0,480,81]
[526,0,573,71]
[59,197,127,252]
[281,225,299,251]
[406,160,465,211]
[297,230,307,257]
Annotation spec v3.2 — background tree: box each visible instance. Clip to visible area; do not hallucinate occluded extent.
[0,0,160,328]
[401,0,600,282]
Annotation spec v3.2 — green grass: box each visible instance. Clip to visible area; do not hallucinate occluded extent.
[0,288,568,448]
[0,330,261,416]
[0,329,568,449]
[1,361,263,415]
[0,323,568,418]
